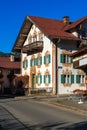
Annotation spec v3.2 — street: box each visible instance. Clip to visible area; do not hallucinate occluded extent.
[0,98,87,130]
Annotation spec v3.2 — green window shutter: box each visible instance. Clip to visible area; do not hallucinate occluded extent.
[60,54,64,63]
[76,75,80,83]
[35,58,38,66]
[40,75,42,84]
[48,75,51,83]
[44,75,46,83]
[40,57,42,65]
[61,74,65,83]
[48,54,51,63]
[71,75,74,83]
[44,56,46,64]
[23,61,25,68]
[26,60,28,67]
[70,57,73,63]
[36,76,38,83]
[30,59,32,67]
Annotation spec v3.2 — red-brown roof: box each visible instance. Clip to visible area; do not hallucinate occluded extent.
[28,16,79,40]
[64,16,87,31]
[0,57,21,69]
[12,15,87,52]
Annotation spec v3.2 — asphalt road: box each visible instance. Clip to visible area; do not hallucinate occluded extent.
[0,98,87,130]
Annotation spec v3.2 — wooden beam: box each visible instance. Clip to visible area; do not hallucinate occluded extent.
[20,34,28,37]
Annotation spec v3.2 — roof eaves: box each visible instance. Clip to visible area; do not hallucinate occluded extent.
[12,17,33,52]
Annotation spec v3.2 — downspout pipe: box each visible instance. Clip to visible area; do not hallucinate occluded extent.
[55,38,61,96]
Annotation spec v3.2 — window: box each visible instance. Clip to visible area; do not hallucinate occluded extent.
[30,58,35,67]
[23,60,28,68]
[37,57,42,66]
[60,54,73,63]
[44,74,51,84]
[39,33,43,41]
[44,54,51,64]
[61,74,74,84]
[36,75,42,84]
[76,75,85,84]
[33,36,37,42]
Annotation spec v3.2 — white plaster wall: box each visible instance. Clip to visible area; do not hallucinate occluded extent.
[57,41,86,94]
[21,24,86,95]
[22,25,53,89]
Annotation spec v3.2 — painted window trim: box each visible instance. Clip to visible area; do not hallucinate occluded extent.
[60,54,73,64]
[76,74,85,84]
[61,74,74,84]
[23,60,28,69]
[36,74,42,85]
[44,54,51,65]
[44,74,51,85]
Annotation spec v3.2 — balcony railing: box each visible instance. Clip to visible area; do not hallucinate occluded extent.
[22,41,43,55]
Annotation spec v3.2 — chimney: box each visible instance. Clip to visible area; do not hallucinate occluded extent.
[10,55,14,62]
[63,16,69,24]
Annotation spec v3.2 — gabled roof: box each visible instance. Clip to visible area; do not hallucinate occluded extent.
[12,15,87,52]
[28,16,79,40]
[0,57,21,69]
[64,16,87,31]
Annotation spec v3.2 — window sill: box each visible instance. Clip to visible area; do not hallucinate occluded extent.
[79,83,85,87]
[45,64,50,67]
[63,83,71,87]
[37,65,41,68]
[62,63,72,67]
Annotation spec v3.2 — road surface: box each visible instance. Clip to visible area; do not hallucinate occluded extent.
[0,98,87,130]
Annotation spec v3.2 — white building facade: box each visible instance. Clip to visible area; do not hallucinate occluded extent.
[12,16,87,95]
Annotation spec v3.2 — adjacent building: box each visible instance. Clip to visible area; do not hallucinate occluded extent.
[12,15,87,95]
[0,54,21,94]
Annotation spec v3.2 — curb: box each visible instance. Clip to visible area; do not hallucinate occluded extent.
[50,101,87,115]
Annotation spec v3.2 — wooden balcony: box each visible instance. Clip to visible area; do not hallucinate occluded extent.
[22,41,43,55]
[73,57,87,69]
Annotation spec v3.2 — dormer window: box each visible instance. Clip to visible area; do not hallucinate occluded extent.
[39,33,43,41]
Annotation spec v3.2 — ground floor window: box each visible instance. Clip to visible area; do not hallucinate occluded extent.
[76,75,85,84]
[36,75,42,84]
[61,74,85,84]
[61,74,74,84]
[44,74,51,84]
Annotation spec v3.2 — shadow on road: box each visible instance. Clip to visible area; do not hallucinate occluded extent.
[24,121,87,130]
[0,104,87,130]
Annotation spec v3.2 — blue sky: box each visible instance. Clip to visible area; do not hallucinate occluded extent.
[0,0,87,53]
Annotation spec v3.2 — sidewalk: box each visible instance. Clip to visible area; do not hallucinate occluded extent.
[1,94,87,115]
[48,96,87,115]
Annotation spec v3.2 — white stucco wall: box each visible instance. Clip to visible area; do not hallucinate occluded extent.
[57,40,86,94]
[22,25,53,89]
[21,24,86,95]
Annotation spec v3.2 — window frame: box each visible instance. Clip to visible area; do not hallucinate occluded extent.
[61,74,74,84]
[60,54,72,64]
[44,54,51,64]
[44,74,51,84]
